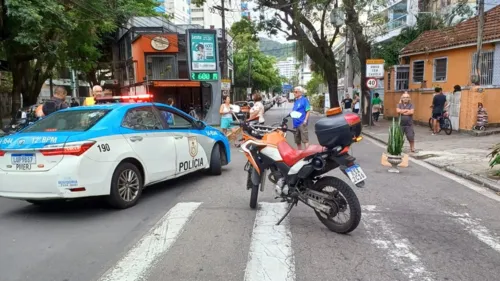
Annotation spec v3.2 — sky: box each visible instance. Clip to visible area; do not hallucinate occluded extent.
[247,0,291,43]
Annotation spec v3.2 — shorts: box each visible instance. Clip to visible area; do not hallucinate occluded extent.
[432,112,442,119]
[294,124,309,144]
[401,125,415,142]
[220,117,233,129]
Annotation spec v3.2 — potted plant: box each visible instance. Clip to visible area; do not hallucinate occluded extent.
[386,117,404,173]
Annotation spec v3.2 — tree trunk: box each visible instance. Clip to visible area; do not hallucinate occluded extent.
[10,60,23,118]
[356,42,372,125]
[325,71,340,107]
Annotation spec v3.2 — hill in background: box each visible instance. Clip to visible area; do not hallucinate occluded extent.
[258,37,296,61]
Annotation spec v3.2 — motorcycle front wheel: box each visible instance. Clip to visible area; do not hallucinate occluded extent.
[311,176,361,234]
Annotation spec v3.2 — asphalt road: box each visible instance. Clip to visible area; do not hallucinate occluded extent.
[1,104,500,281]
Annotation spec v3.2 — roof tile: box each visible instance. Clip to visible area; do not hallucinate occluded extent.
[401,5,500,55]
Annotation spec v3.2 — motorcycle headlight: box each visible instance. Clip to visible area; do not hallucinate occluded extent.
[11,125,16,128]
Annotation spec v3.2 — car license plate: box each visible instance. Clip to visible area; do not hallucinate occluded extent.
[345,164,367,185]
[11,153,36,165]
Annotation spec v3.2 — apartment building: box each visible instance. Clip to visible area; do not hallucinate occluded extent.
[276,57,298,80]
[190,0,242,29]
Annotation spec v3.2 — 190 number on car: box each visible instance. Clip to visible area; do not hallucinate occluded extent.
[97,143,111,152]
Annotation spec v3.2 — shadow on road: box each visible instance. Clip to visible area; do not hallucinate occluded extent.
[2,167,232,219]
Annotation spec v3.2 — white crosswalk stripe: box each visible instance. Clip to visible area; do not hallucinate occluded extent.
[362,205,435,281]
[244,202,295,281]
[445,211,500,253]
[96,202,500,281]
[98,202,202,281]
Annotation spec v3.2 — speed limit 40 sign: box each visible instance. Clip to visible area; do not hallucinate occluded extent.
[366,78,377,89]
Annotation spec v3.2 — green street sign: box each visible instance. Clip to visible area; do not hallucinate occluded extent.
[191,72,219,81]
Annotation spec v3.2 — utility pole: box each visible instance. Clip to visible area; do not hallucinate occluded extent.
[220,0,227,79]
[474,0,485,85]
[247,49,252,99]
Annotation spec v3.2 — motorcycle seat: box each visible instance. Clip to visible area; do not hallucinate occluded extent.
[277,141,325,166]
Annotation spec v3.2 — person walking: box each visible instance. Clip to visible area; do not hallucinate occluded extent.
[430,87,448,135]
[292,86,310,150]
[396,92,416,153]
[249,92,265,125]
[371,92,382,121]
[219,95,233,135]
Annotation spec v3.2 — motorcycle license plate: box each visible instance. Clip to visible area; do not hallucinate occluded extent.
[345,164,367,185]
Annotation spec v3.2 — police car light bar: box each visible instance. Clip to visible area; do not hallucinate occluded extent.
[94,94,154,103]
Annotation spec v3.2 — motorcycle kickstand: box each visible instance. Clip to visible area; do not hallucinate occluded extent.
[276,199,298,226]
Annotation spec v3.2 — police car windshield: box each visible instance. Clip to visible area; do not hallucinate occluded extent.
[21,109,110,133]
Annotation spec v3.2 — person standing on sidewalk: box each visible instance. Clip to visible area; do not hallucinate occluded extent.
[372,93,382,121]
[396,92,416,153]
[292,86,310,150]
[431,87,448,135]
[341,94,353,112]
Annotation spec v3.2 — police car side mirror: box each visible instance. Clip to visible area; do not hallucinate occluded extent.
[195,120,206,129]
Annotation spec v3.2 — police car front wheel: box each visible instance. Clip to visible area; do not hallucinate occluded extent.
[208,143,222,175]
[107,162,144,209]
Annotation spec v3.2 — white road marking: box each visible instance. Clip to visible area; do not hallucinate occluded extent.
[445,211,500,253]
[244,202,295,281]
[363,206,434,281]
[365,136,500,203]
[98,202,202,281]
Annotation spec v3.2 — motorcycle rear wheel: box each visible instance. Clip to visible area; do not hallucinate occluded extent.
[311,176,361,234]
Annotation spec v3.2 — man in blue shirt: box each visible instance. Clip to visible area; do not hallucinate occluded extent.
[292,86,311,150]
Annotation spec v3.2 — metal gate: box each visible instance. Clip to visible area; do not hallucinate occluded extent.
[448,92,461,131]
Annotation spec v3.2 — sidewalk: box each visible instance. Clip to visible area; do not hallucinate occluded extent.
[362,119,500,193]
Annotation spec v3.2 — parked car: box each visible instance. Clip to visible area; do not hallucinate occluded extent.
[0,102,231,209]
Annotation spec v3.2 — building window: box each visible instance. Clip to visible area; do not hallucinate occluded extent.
[433,57,448,82]
[395,65,409,91]
[471,51,494,85]
[146,55,177,80]
[412,60,424,83]
[192,17,204,21]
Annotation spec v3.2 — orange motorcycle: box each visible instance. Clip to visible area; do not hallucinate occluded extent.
[231,107,366,234]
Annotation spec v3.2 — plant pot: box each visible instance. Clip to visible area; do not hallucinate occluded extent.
[387,154,403,173]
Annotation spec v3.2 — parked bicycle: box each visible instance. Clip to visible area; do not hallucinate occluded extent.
[428,112,452,135]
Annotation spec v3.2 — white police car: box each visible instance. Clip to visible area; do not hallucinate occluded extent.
[0,102,231,209]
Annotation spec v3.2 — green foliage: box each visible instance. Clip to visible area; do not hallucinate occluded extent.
[1,0,160,110]
[230,19,259,51]
[258,37,296,61]
[305,72,325,96]
[488,143,500,169]
[310,94,325,114]
[387,117,404,156]
[230,19,281,91]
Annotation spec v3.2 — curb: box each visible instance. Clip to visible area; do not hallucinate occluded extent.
[362,131,500,193]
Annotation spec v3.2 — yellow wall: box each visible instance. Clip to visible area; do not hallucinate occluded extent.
[384,88,500,130]
[383,44,500,130]
[407,44,495,92]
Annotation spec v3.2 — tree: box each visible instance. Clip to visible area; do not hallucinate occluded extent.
[251,0,342,107]
[1,0,160,117]
[305,71,325,96]
[230,19,281,93]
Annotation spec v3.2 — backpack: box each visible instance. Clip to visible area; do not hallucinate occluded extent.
[42,99,63,116]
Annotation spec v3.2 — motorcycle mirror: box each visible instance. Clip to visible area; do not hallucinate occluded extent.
[230,105,241,113]
[290,111,302,119]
